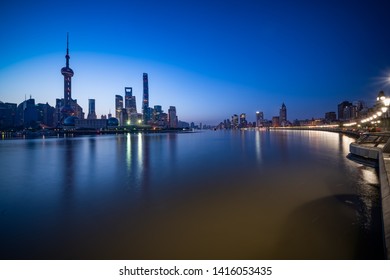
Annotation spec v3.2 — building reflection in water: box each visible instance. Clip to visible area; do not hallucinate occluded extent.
[124,133,148,193]
[63,138,76,193]
[255,130,262,163]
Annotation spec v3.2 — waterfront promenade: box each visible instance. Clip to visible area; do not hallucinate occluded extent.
[278,126,390,259]
[326,129,390,259]
[378,151,390,259]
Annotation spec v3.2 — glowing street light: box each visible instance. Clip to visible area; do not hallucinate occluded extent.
[377,90,386,101]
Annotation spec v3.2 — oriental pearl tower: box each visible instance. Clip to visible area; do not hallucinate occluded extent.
[60,33,75,120]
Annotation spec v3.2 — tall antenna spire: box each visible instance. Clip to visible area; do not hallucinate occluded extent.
[65,32,70,68]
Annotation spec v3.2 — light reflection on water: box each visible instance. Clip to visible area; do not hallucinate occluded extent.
[0,130,384,259]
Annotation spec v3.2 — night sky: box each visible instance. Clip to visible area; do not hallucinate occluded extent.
[1,0,390,124]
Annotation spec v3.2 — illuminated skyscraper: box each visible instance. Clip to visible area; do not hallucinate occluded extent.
[60,33,75,120]
[239,113,247,128]
[256,111,264,127]
[115,95,123,123]
[231,114,239,129]
[152,105,162,122]
[124,87,137,114]
[87,99,97,119]
[279,103,287,126]
[142,73,150,124]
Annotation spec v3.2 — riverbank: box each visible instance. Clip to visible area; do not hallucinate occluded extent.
[270,126,361,138]
[378,151,390,259]
[274,127,389,258]
[1,127,193,140]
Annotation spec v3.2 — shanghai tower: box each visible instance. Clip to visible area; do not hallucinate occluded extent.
[142,73,149,124]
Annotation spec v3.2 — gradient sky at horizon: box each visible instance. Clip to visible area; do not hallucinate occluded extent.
[1,0,390,124]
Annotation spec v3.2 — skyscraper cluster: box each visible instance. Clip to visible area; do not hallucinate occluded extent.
[114,73,182,129]
[337,100,367,121]
[115,88,140,126]
[0,34,188,131]
[4,34,376,132]
[216,103,288,129]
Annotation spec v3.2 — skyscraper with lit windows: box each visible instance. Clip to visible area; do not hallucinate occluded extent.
[124,87,137,114]
[115,95,123,123]
[239,113,247,128]
[142,73,150,124]
[256,111,264,127]
[279,103,287,126]
[231,114,239,129]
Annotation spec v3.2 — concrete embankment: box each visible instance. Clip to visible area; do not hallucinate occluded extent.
[378,152,390,259]
[275,127,389,258]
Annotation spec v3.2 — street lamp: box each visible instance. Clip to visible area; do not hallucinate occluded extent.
[377,90,386,101]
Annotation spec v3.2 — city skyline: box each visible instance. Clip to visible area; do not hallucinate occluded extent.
[1,0,390,124]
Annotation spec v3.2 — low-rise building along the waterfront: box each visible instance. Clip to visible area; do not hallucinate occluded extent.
[272,116,280,127]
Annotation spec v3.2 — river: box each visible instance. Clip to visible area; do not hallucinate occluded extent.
[0,130,384,259]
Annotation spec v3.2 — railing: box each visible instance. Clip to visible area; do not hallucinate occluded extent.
[355,132,390,152]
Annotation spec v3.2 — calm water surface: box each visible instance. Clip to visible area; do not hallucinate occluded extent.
[0,130,384,259]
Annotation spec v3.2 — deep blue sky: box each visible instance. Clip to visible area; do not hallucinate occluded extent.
[1,0,390,124]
